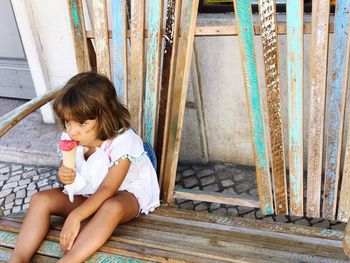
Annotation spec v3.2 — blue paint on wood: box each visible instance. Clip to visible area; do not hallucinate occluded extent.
[234,0,273,215]
[287,0,303,214]
[143,1,162,145]
[323,0,350,219]
[71,0,82,38]
[112,0,127,103]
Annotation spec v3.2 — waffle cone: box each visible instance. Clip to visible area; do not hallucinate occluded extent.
[61,147,76,169]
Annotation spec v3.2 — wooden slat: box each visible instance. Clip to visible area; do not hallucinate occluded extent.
[232,0,273,215]
[143,0,163,145]
[0,246,57,263]
[85,21,336,39]
[174,188,260,207]
[162,0,199,203]
[0,86,63,137]
[338,128,350,222]
[323,0,350,220]
[258,0,287,215]
[92,0,111,79]
[129,0,145,134]
[306,0,330,218]
[157,0,181,189]
[287,0,304,216]
[67,0,91,72]
[111,0,127,104]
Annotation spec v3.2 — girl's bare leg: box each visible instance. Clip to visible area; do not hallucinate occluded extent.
[58,191,139,263]
[10,188,87,263]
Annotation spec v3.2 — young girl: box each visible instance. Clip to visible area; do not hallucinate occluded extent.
[10,72,160,263]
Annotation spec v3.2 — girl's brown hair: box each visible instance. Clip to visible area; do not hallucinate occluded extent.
[53,72,130,140]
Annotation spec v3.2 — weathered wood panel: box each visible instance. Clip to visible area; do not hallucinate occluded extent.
[338,128,350,222]
[162,0,199,203]
[287,0,304,216]
[306,0,330,218]
[67,0,91,72]
[143,0,163,145]
[258,0,287,215]
[111,0,127,104]
[157,0,181,189]
[233,0,273,215]
[323,0,350,220]
[92,0,111,79]
[129,0,145,134]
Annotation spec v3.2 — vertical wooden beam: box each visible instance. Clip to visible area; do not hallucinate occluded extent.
[92,0,111,79]
[162,0,199,203]
[111,0,127,104]
[338,128,350,222]
[323,0,350,220]
[11,0,56,124]
[258,0,287,215]
[287,0,304,216]
[233,0,273,215]
[67,0,91,72]
[157,0,182,190]
[129,0,145,134]
[143,0,164,145]
[306,0,330,218]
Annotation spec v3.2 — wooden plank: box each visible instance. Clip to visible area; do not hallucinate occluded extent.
[162,0,199,203]
[157,0,181,189]
[142,0,163,145]
[129,0,145,134]
[10,0,56,124]
[92,0,111,79]
[111,0,127,105]
[258,0,287,215]
[67,0,91,72]
[338,127,350,222]
[232,0,273,215]
[174,188,260,207]
[287,0,304,216]
[323,0,350,220]
[0,86,63,137]
[306,0,330,218]
[344,219,350,256]
[0,246,57,263]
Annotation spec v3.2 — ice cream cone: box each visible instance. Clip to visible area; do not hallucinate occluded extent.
[59,140,78,169]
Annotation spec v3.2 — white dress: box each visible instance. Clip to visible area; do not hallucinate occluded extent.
[60,129,160,214]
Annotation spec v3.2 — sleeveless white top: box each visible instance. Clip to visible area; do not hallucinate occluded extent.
[60,129,160,215]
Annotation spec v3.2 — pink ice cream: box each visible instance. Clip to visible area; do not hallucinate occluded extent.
[59,140,78,169]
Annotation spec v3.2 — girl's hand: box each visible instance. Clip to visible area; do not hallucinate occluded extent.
[58,165,76,185]
[60,213,81,253]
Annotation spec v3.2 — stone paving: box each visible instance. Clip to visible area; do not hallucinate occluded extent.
[0,161,346,231]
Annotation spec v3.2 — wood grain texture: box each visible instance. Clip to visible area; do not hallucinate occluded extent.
[174,188,260,207]
[306,0,330,219]
[143,0,163,146]
[233,0,273,215]
[338,128,350,222]
[287,0,304,216]
[323,0,350,220]
[162,0,199,203]
[67,0,91,72]
[129,0,145,135]
[157,0,181,191]
[92,0,111,79]
[258,0,287,215]
[111,0,127,104]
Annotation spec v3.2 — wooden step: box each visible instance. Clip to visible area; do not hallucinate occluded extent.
[0,206,347,262]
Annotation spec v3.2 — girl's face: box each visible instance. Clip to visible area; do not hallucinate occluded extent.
[64,118,102,148]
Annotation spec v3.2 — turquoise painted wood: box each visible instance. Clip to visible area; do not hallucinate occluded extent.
[111,0,127,104]
[323,0,350,220]
[233,0,273,215]
[287,0,304,216]
[143,1,163,145]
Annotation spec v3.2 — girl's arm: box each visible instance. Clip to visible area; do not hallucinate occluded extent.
[60,159,131,252]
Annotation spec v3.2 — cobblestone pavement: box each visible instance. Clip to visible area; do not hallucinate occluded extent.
[0,161,345,230]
